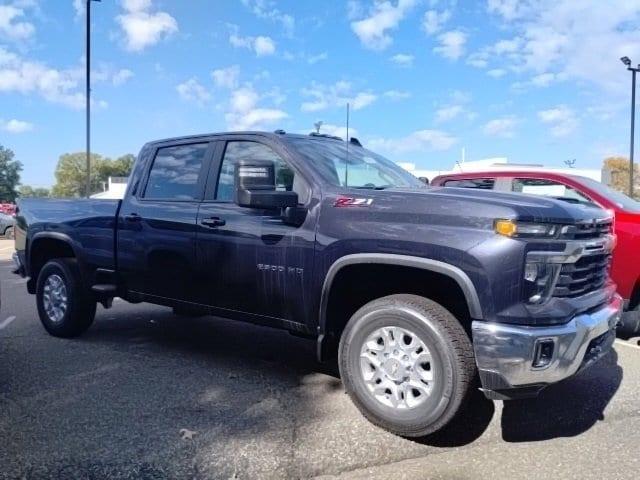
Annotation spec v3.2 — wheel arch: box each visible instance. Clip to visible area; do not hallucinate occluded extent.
[317,253,483,362]
[27,232,82,293]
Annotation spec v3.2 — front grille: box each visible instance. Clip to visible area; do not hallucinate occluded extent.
[553,253,611,298]
[559,220,613,240]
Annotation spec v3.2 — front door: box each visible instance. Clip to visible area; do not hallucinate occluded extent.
[118,141,215,302]
[195,138,317,325]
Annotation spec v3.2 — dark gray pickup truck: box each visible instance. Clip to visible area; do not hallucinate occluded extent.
[13,131,622,437]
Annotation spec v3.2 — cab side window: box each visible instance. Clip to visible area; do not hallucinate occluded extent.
[443,178,495,189]
[216,141,310,203]
[144,143,209,200]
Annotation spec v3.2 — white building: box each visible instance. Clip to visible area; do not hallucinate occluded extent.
[91,177,128,199]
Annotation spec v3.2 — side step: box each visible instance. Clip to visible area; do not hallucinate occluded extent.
[91,284,118,309]
[92,284,117,296]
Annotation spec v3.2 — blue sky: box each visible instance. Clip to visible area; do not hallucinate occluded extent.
[1,0,640,188]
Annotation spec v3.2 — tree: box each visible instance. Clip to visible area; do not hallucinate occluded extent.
[603,156,639,197]
[19,185,50,198]
[0,145,23,202]
[51,152,135,198]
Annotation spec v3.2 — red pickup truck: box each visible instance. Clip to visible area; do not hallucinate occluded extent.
[432,170,640,335]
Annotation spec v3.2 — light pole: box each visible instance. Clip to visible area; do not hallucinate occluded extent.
[86,0,101,198]
[621,56,639,198]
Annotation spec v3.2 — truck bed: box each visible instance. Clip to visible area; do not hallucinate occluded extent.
[17,198,121,272]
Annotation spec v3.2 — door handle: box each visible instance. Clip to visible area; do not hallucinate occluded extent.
[201,217,226,228]
[125,213,142,223]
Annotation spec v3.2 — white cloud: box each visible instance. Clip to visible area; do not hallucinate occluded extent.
[111,68,134,86]
[435,105,464,123]
[384,89,411,100]
[434,90,474,123]
[486,0,532,22]
[433,30,467,60]
[254,36,276,56]
[487,68,507,78]
[307,52,328,64]
[240,0,295,37]
[212,65,240,89]
[538,105,578,137]
[0,3,35,41]
[369,129,457,154]
[116,0,178,52]
[225,85,288,131]
[176,78,211,106]
[0,46,87,109]
[483,0,640,93]
[390,53,414,66]
[422,9,451,35]
[73,0,84,18]
[300,81,377,112]
[229,27,276,57]
[483,116,519,138]
[0,118,33,133]
[350,0,417,51]
[91,64,135,87]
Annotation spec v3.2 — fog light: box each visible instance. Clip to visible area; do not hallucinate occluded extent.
[524,263,538,282]
[532,339,555,368]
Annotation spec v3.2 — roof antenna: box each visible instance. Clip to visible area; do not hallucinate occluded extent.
[344,102,350,187]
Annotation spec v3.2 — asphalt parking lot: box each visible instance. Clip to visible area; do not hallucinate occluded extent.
[1,239,640,479]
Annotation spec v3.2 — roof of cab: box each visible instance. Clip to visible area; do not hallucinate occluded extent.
[144,130,344,147]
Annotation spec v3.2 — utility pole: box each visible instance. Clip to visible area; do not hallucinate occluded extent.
[621,56,639,198]
[86,0,101,198]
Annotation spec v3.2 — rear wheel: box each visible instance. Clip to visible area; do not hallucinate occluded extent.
[339,294,476,437]
[36,259,96,337]
[4,226,14,239]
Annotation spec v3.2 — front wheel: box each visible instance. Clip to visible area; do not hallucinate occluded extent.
[339,294,476,438]
[4,226,14,239]
[36,259,96,337]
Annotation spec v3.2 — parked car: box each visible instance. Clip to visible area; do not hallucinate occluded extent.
[13,132,621,437]
[0,212,15,239]
[432,170,640,335]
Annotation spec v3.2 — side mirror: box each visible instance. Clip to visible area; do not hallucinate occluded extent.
[235,159,298,209]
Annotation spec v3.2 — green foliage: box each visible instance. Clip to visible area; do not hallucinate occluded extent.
[51,152,135,198]
[19,185,50,198]
[0,145,23,202]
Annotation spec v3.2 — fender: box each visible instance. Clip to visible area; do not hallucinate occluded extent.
[27,232,86,291]
[316,253,483,361]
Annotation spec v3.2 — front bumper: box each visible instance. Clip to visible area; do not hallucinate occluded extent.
[472,294,622,400]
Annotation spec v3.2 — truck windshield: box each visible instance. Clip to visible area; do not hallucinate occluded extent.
[288,138,423,189]
[572,175,640,213]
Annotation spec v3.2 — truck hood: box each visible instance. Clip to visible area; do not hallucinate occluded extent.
[340,186,612,228]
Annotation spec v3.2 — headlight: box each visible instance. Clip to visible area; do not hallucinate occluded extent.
[523,261,561,304]
[495,219,559,238]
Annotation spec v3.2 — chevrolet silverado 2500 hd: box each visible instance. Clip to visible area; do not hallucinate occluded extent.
[13,131,622,437]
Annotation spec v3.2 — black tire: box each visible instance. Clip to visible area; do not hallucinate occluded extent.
[338,294,476,438]
[36,259,96,338]
[4,226,14,239]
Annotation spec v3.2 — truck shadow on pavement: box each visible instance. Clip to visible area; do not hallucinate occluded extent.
[81,308,622,451]
[500,349,622,442]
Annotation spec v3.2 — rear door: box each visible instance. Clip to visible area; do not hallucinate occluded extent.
[194,137,317,325]
[117,140,216,302]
